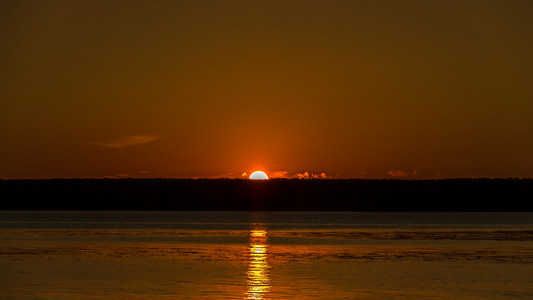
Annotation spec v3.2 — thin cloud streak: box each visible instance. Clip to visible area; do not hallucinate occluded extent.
[388,171,408,177]
[89,135,160,149]
[269,171,289,178]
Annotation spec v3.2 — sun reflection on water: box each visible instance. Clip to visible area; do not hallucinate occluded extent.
[245,224,270,300]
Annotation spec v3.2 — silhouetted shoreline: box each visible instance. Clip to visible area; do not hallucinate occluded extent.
[1,178,532,211]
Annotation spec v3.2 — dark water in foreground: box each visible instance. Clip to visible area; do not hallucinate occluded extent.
[1,211,532,299]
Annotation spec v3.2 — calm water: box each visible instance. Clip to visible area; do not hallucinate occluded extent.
[1,211,532,299]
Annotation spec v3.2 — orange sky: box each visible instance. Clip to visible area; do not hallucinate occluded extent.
[1,0,533,179]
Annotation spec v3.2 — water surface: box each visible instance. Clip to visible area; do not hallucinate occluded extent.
[1,211,532,299]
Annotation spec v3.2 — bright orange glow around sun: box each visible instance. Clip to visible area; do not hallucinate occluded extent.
[249,171,268,180]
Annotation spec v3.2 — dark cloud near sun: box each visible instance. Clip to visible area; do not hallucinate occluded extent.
[89,135,160,149]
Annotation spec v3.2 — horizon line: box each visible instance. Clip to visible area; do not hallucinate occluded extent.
[1,177,532,181]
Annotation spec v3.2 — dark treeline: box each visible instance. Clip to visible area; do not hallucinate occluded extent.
[1,178,532,211]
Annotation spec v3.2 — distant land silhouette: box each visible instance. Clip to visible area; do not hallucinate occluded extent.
[1,178,532,211]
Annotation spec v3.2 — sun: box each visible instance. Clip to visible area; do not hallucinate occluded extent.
[249,171,269,180]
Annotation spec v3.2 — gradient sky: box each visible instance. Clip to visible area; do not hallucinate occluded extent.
[1,0,532,179]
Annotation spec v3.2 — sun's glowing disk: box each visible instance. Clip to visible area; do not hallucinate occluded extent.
[249,171,268,180]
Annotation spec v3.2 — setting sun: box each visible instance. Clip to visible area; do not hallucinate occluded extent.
[2,1,532,300]
[249,171,268,180]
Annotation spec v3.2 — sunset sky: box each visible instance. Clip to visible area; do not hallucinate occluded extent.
[1,0,532,179]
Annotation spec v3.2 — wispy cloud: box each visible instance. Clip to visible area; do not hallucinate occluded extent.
[89,135,160,149]
[388,170,408,177]
[102,173,129,179]
[387,170,417,177]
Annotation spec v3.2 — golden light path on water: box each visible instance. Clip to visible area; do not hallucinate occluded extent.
[245,224,270,299]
